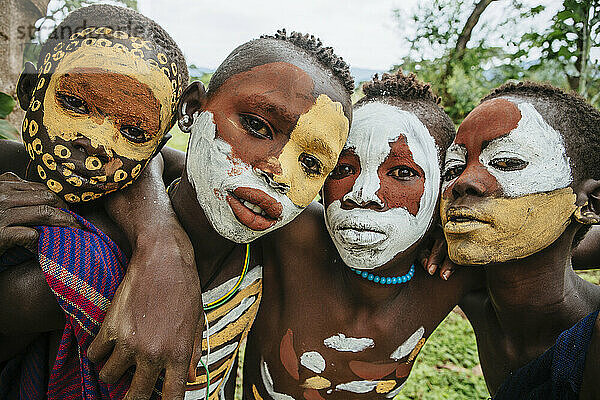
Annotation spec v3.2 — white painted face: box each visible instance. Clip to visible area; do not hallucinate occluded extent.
[324,102,440,269]
[186,111,302,243]
[442,99,572,197]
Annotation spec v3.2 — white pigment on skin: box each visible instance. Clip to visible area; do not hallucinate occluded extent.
[186,112,302,243]
[260,358,295,400]
[300,351,326,374]
[323,333,375,352]
[390,326,425,361]
[335,380,379,393]
[385,382,407,398]
[325,102,440,269]
[479,99,572,197]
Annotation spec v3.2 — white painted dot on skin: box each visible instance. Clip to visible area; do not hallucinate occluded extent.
[260,358,295,400]
[385,382,407,398]
[335,380,379,393]
[479,100,572,197]
[390,326,425,361]
[300,351,326,374]
[325,102,440,270]
[323,333,374,352]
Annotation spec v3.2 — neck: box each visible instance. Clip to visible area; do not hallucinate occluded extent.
[344,244,420,306]
[170,172,245,284]
[484,226,591,342]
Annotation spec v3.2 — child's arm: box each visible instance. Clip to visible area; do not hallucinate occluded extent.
[0,259,65,362]
[0,139,29,178]
[90,154,203,400]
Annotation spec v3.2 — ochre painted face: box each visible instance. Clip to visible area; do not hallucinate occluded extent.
[323,102,439,269]
[185,62,349,243]
[22,27,181,203]
[440,97,577,265]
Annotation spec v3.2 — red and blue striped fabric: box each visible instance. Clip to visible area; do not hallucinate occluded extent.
[1,210,162,399]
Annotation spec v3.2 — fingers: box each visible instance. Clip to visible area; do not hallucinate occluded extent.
[425,237,447,276]
[0,172,22,182]
[0,187,67,209]
[0,226,38,254]
[88,329,116,364]
[1,205,80,229]
[162,363,188,400]
[438,259,457,281]
[188,318,204,383]
[98,345,134,385]
[124,361,162,400]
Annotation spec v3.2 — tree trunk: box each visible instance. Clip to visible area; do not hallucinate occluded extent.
[440,0,497,107]
[0,0,50,129]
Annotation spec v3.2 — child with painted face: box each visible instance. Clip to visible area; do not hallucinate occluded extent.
[440,82,600,398]
[241,72,482,399]
[0,5,201,398]
[84,29,353,398]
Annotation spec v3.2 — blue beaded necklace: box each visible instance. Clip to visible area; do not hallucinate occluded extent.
[350,264,415,285]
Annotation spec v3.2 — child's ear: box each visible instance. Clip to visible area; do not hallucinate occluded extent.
[178,81,207,133]
[573,179,600,225]
[16,62,37,110]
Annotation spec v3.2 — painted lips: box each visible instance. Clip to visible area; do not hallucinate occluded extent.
[226,187,283,231]
[336,224,388,247]
[444,207,490,234]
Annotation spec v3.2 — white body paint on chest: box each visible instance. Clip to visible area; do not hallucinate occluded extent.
[443,100,572,197]
[186,111,301,243]
[325,102,440,269]
[323,333,375,352]
[300,351,326,373]
[390,326,425,360]
[260,358,295,399]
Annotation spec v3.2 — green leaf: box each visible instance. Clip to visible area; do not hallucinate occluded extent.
[0,92,15,119]
[0,119,20,140]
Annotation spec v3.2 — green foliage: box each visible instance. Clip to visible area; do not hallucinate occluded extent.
[395,312,489,399]
[518,0,600,102]
[394,0,590,125]
[0,92,15,119]
[0,92,19,141]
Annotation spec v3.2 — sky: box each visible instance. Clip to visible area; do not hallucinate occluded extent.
[137,0,412,72]
[38,0,567,74]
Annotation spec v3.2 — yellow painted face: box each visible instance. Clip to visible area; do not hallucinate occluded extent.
[273,94,349,207]
[21,27,182,203]
[441,187,577,265]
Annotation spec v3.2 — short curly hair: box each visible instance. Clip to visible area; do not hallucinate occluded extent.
[355,70,455,165]
[483,81,600,183]
[208,29,354,97]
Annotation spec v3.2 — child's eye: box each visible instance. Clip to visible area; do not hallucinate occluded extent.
[299,153,322,176]
[121,125,150,143]
[388,166,419,181]
[57,92,89,114]
[489,158,528,171]
[239,114,273,140]
[329,164,355,180]
[442,165,465,182]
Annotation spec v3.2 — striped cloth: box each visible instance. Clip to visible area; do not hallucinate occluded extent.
[0,210,162,399]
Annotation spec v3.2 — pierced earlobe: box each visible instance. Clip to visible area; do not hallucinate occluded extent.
[180,115,192,133]
[573,202,600,225]
[573,179,600,225]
